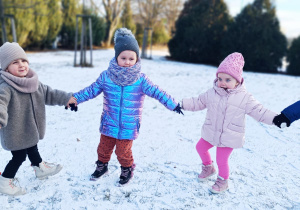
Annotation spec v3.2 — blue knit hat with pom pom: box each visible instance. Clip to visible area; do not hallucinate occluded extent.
[114,28,139,58]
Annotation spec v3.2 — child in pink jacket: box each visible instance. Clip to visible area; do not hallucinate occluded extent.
[182,52,277,193]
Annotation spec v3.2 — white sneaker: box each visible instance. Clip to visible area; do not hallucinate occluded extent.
[32,161,62,180]
[0,175,26,196]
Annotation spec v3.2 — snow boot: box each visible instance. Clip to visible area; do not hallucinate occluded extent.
[209,176,229,194]
[198,163,216,181]
[32,161,62,180]
[90,161,108,181]
[119,163,135,185]
[0,175,26,196]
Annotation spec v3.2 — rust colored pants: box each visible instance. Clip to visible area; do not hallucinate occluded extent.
[97,134,134,167]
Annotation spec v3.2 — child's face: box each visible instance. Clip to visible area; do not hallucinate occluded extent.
[217,73,239,90]
[117,50,137,67]
[6,59,29,77]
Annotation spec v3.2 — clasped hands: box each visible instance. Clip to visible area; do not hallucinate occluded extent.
[65,96,78,112]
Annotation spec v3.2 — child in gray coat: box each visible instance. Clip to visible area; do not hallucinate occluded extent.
[0,42,76,196]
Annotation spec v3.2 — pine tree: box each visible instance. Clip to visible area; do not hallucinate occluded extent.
[286,36,300,75]
[42,0,63,48]
[59,0,81,48]
[26,0,49,48]
[120,0,136,34]
[152,19,170,45]
[221,0,287,72]
[89,12,106,46]
[3,0,35,47]
[168,0,231,65]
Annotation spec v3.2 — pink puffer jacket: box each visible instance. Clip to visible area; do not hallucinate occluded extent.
[182,80,277,148]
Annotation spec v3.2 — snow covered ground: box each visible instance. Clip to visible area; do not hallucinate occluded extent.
[0,49,299,209]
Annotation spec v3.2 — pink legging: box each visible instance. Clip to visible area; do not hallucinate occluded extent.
[196,138,233,179]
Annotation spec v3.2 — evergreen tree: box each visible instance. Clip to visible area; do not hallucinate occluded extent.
[89,12,106,46]
[59,0,81,48]
[120,0,136,34]
[221,0,287,73]
[135,23,144,46]
[286,36,300,75]
[168,0,231,65]
[152,20,170,45]
[26,0,49,48]
[42,0,63,48]
[3,0,35,47]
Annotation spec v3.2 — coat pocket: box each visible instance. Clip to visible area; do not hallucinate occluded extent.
[227,123,244,133]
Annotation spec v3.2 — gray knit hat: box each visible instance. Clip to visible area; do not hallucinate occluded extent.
[114,28,139,58]
[0,42,29,71]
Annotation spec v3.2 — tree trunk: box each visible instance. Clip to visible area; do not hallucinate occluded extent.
[0,0,7,43]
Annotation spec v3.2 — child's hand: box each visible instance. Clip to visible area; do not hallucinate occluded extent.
[65,103,78,112]
[67,96,77,105]
[173,103,184,115]
[273,113,291,128]
[65,97,78,112]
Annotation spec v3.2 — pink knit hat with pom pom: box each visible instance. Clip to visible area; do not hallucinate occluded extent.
[216,52,244,83]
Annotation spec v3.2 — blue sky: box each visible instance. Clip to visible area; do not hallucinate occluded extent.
[224,0,300,38]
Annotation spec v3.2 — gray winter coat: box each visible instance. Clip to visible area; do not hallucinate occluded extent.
[0,76,72,151]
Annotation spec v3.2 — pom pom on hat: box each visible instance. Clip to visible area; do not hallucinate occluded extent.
[216,52,244,83]
[114,28,139,59]
[0,42,28,71]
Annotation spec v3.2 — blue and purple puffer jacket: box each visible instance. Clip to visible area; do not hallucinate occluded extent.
[73,70,177,140]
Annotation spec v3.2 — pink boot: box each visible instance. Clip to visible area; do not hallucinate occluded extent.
[198,163,216,181]
[209,176,228,193]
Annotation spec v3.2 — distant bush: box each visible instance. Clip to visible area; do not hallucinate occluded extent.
[168,0,231,65]
[221,0,287,73]
[120,0,136,35]
[287,36,300,75]
[89,14,106,47]
[152,20,170,45]
[59,0,82,49]
[1,0,63,49]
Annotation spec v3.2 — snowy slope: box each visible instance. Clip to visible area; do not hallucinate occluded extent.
[0,49,299,209]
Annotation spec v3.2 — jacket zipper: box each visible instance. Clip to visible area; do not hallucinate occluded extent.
[118,86,124,139]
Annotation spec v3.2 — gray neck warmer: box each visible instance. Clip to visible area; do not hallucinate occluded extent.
[107,57,141,86]
[0,68,39,93]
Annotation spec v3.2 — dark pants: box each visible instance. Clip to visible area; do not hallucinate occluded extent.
[2,144,42,179]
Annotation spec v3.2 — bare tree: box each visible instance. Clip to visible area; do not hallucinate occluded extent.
[163,0,184,35]
[90,0,124,47]
[136,0,166,28]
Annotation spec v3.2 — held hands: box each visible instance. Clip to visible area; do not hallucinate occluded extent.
[65,96,78,112]
[173,103,184,115]
[273,113,291,128]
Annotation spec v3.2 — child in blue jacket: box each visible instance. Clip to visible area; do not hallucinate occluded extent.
[70,28,183,185]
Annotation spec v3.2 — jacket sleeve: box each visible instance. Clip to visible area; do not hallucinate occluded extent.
[282,100,300,123]
[0,87,11,127]
[182,91,208,111]
[245,94,277,125]
[73,74,104,104]
[42,83,73,106]
[141,74,177,111]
